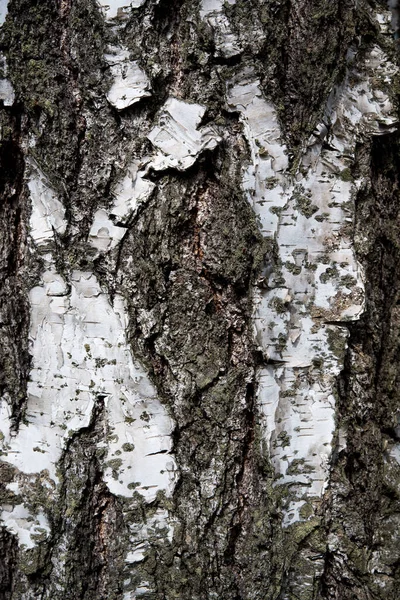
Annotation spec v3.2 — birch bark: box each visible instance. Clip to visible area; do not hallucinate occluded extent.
[0,1,399,599]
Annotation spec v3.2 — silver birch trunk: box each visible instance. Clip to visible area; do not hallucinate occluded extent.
[0,0,400,598]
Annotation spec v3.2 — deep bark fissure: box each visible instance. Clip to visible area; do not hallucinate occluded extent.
[319,132,400,599]
[0,109,30,427]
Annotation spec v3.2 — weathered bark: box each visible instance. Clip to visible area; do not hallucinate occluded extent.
[0,1,399,599]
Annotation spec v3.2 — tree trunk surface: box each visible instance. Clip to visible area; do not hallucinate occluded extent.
[0,1,400,599]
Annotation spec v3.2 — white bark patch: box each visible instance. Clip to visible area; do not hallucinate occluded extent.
[97,0,145,20]
[0,2,15,106]
[27,161,66,244]
[105,47,151,110]
[200,0,242,58]
[89,160,154,252]
[0,53,15,106]
[230,37,396,525]
[0,0,8,26]
[148,97,220,171]
[0,504,50,550]
[0,169,176,549]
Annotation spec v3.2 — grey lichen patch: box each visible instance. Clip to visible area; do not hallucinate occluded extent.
[326,326,347,362]
[292,186,319,218]
[285,261,302,276]
[319,266,339,284]
[275,430,291,449]
[122,443,135,452]
[338,167,353,182]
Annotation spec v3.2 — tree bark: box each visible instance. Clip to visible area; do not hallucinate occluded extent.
[0,1,399,599]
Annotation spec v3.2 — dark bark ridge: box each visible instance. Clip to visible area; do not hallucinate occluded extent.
[320,132,400,600]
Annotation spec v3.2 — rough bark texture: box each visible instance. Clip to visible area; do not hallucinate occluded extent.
[0,1,399,599]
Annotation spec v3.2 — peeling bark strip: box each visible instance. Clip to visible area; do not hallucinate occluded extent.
[0,0,400,599]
